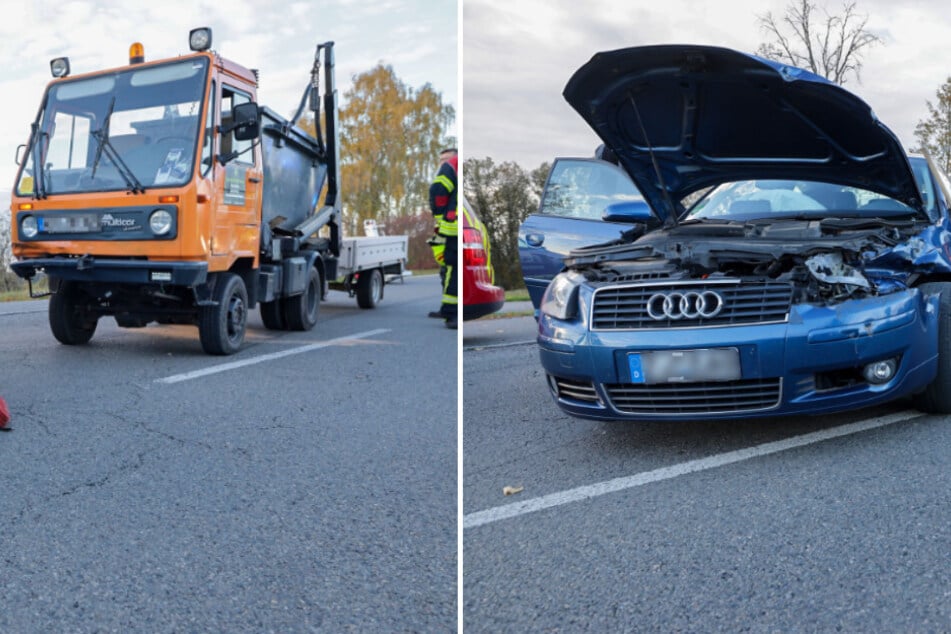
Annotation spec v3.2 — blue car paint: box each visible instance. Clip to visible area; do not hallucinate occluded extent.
[562,45,923,221]
[525,43,951,422]
[539,286,940,421]
[519,212,633,309]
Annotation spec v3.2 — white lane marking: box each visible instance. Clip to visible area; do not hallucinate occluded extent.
[464,410,922,529]
[156,328,391,384]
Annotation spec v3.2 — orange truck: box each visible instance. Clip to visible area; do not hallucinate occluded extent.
[9,28,402,354]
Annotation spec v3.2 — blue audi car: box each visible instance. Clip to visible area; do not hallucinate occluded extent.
[528,44,951,421]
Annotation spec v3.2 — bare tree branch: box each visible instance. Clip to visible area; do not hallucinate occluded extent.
[756,0,882,86]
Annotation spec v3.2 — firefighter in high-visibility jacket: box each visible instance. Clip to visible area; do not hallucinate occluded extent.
[429,148,458,329]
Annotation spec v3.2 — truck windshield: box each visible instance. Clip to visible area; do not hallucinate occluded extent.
[17,58,209,196]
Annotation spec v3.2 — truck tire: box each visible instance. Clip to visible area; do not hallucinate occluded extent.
[259,300,285,330]
[284,267,320,331]
[49,282,97,345]
[356,268,384,309]
[912,282,951,413]
[199,273,248,355]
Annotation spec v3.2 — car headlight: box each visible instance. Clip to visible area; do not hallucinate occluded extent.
[541,271,585,320]
[149,209,173,235]
[21,215,38,238]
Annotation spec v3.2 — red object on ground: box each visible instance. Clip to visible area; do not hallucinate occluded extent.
[0,397,10,428]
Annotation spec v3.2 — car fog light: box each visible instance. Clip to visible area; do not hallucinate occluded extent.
[149,209,173,235]
[21,215,38,238]
[863,358,897,384]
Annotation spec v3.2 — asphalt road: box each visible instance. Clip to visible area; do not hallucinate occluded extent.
[0,275,456,633]
[463,317,951,632]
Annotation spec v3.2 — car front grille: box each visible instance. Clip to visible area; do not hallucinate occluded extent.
[604,378,782,415]
[591,280,792,330]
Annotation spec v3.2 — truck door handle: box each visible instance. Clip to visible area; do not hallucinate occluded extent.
[248,176,261,183]
[525,233,544,247]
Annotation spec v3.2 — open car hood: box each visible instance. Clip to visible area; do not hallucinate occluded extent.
[563,44,923,225]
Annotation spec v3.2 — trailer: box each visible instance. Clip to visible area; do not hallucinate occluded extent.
[333,235,408,308]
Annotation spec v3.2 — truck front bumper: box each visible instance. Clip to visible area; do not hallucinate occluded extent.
[12,257,208,286]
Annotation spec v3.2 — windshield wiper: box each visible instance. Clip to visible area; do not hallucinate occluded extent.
[819,216,918,231]
[28,122,49,199]
[90,97,146,194]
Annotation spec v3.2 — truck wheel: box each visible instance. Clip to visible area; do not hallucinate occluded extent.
[284,267,320,331]
[260,300,285,330]
[49,282,97,345]
[199,273,248,355]
[356,268,384,309]
[912,282,951,413]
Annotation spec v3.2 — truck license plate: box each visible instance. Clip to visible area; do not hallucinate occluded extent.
[628,348,741,384]
[39,215,99,234]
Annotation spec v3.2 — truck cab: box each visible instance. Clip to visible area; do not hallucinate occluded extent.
[10,28,341,354]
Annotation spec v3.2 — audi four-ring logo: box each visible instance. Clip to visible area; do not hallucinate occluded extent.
[646,290,725,320]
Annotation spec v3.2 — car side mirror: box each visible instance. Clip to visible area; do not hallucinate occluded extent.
[602,200,653,223]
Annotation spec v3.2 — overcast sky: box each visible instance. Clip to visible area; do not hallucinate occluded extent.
[0,0,457,190]
[463,0,951,170]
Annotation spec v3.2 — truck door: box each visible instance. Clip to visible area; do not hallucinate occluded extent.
[211,83,262,265]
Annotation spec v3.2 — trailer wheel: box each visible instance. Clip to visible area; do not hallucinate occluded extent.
[356,268,384,309]
[199,273,248,355]
[912,282,951,413]
[284,267,320,331]
[260,300,285,330]
[49,282,97,345]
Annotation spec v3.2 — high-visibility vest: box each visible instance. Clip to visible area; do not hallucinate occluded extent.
[430,157,458,237]
[438,209,458,237]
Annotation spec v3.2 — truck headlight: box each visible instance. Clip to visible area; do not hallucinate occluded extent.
[21,215,38,238]
[149,209,173,235]
[541,271,584,320]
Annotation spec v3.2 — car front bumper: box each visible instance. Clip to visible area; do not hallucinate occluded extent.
[538,288,939,421]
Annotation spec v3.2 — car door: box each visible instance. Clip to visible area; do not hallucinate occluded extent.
[518,157,647,309]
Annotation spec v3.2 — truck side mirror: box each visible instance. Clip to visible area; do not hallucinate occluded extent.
[231,102,260,141]
[15,143,26,166]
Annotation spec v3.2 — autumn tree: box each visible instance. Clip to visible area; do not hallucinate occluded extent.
[0,204,21,291]
[914,78,951,174]
[464,157,540,290]
[336,64,455,235]
[756,0,882,85]
[530,162,551,201]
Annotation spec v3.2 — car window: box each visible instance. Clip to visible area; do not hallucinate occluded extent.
[688,179,916,220]
[539,158,642,220]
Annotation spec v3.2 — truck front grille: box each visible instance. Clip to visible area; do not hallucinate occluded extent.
[604,378,782,415]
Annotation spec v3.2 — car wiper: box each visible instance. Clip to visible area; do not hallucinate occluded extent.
[819,216,918,231]
[90,97,146,194]
[678,217,747,226]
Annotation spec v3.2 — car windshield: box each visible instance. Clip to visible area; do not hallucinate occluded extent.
[685,159,936,221]
[17,58,208,196]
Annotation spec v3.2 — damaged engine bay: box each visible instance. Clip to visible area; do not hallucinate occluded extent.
[565,215,948,305]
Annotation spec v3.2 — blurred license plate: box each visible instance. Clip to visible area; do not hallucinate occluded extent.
[628,348,740,384]
[40,215,99,233]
